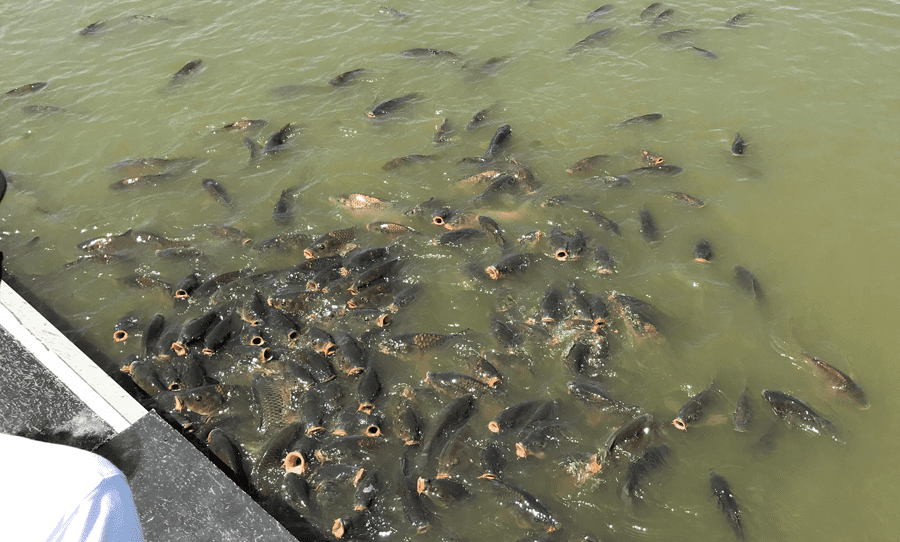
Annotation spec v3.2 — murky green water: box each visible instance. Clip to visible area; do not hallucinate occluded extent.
[2,0,899,540]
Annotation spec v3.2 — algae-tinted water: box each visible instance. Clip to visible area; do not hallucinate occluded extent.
[1,1,898,540]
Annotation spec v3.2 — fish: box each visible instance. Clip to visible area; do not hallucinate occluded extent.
[485,252,531,280]
[693,239,713,262]
[398,452,431,533]
[174,384,228,417]
[252,374,292,434]
[598,413,655,465]
[436,228,485,247]
[382,154,436,170]
[263,123,295,154]
[170,59,203,83]
[394,399,424,446]
[5,82,47,97]
[109,173,176,191]
[653,8,675,24]
[466,108,491,130]
[639,207,660,242]
[367,93,419,118]
[474,174,520,202]
[426,371,492,398]
[206,224,252,244]
[684,45,718,59]
[272,186,299,225]
[425,394,476,462]
[586,4,613,21]
[540,287,567,323]
[509,157,540,193]
[490,479,560,531]
[485,124,513,157]
[478,215,507,248]
[434,117,453,143]
[710,471,744,539]
[726,13,751,27]
[733,265,764,299]
[201,178,231,207]
[353,469,381,511]
[109,313,138,345]
[568,379,634,411]
[0,170,6,204]
[356,366,382,414]
[116,273,172,293]
[673,383,717,430]
[335,193,393,210]
[583,209,621,236]
[418,477,472,504]
[79,21,108,35]
[763,390,840,441]
[733,387,752,432]
[571,28,617,52]
[731,133,747,155]
[328,68,365,86]
[22,105,67,115]
[77,229,137,253]
[620,113,662,125]
[800,352,867,408]
[480,441,507,480]
[567,154,609,175]
[304,226,357,259]
[640,3,662,19]
[629,164,683,175]
[219,119,267,132]
[380,6,407,19]
[621,445,670,501]
[401,48,457,58]
[640,150,665,166]
[669,191,705,207]
[658,28,695,41]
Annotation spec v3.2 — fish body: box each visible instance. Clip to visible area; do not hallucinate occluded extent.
[733,387,753,431]
[658,28,695,41]
[639,207,660,242]
[763,390,840,441]
[485,124,513,157]
[640,3,662,19]
[621,445,670,501]
[5,82,47,96]
[731,133,746,155]
[109,172,176,190]
[220,118,266,132]
[673,384,717,430]
[726,13,751,27]
[171,59,202,82]
[801,352,867,408]
[599,413,655,464]
[382,154,435,170]
[401,48,457,58]
[629,164,682,174]
[425,394,476,461]
[586,4,613,21]
[201,178,231,207]
[466,108,491,130]
[621,113,662,125]
[710,471,744,539]
[367,93,419,118]
[670,191,705,207]
[693,239,713,262]
[491,479,560,531]
[304,226,357,259]
[486,253,531,280]
[272,187,298,225]
[640,150,665,166]
[329,68,365,86]
[567,154,609,175]
[734,265,764,299]
[571,27,616,51]
[262,123,294,154]
[608,291,659,338]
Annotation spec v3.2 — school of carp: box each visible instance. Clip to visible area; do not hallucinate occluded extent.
[0,3,871,542]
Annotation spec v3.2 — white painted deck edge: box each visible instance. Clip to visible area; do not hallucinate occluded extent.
[0,279,145,432]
